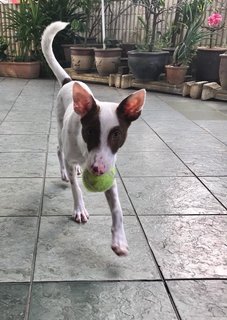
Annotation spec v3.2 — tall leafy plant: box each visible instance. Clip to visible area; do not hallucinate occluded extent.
[172,3,209,66]
[132,0,169,51]
[170,0,212,47]
[5,0,45,61]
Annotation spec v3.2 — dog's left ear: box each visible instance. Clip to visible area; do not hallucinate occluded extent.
[117,89,146,122]
[72,82,98,117]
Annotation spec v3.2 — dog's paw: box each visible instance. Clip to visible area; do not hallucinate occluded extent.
[76,165,82,177]
[111,229,128,256]
[61,169,69,182]
[72,209,89,223]
[111,242,128,256]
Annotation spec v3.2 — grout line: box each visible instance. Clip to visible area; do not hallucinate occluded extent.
[24,80,56,320]
[118,170,182,320]
[1,212,227,219]
[0,80,29,126]
[141,119,227,212]
[1,277,227,286]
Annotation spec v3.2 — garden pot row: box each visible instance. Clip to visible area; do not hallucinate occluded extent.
[70,46,122,76]
[127,48,227,89]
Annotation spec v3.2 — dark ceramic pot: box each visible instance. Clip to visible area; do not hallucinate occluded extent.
[128,50,169,81]
[196,47,227,83]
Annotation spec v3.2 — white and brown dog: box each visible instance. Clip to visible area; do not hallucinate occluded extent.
[41,22,146,256]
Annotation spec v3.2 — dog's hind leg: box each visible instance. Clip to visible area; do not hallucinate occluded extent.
[105,181,128,256]
[55,96,69,182]
[65,160,89,223]
[57,145,69,182]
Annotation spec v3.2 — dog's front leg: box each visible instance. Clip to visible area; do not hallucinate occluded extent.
[65,161,89,223]
[105,181,128,256]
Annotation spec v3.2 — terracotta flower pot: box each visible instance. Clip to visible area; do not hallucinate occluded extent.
[70,47,94,73]
[94,48,122,76]
[165,65,189,85]
[0,61,40,79]
[219,52,227,90]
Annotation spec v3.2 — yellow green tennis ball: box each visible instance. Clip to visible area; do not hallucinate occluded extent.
[82,167,116,192]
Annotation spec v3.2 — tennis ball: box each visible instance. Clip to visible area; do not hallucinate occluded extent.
[82,167,116,192]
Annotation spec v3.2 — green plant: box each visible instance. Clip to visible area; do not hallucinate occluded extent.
[172,4,208,66]
[39,0,86,43]
[5,0,45,61]
[132,0,170,51]
[0,37,8,61]
[170,0,212,47]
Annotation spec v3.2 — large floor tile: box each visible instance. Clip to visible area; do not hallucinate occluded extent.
[140,216,227,279]
[160,133,227,153]
[179,152,227,176]
[4,110,51,122]
[195,120,227,145]
[145,119,204,134]
[0,121,50,135]
[46,153,59,177]
[164,99,227,121]
[42,178,134,216]
[201,177,227,208]
[123,177,226,215]
[142,110,185,122]
[0,217,37,281]
[0,178,43,216]
[0,134,47,152]
[34,216,159,281]
[127,118,153,132]
[120,131,169,152]
[168,280,227,320]
[0,283,29,320]
[117,151,192,177]
[0,78,28,103]
[0,153,46,177]
[30,281,177,320]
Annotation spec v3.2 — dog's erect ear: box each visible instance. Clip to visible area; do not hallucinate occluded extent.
[72,82,97,117]
[117,89,146,122]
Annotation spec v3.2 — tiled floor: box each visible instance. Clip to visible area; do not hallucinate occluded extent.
[0,77,227,320]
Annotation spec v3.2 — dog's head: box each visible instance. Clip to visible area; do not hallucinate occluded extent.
[73,82,146,175]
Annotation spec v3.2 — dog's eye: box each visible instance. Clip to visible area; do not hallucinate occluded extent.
[111,129,121,139]
[87,128,94,136]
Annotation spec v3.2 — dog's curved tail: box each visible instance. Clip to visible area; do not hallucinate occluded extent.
[41,21,71,87]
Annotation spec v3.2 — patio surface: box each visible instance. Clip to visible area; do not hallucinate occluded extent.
[0,77,227,320]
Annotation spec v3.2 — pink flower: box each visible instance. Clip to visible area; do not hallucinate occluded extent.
[208,13,222,27]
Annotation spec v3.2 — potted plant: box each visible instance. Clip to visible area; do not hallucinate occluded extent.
[93,0,134,76]
[196,10,226,82]
[68,0,104,73]
[165,0,209,85]
[127,0,170,82]
[0,0,43,78]
[0,37,8,62]
[39,0,86,68]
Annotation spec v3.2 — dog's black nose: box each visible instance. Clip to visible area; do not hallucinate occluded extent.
[91,165,104,175]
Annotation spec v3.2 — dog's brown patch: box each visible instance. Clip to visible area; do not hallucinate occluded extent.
[62,78,72,86]
[81,105,101,151]
[108,123,129,154]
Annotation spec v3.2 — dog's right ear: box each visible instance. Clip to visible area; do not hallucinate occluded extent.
[117,89,146,122]
[72,82,97,117]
